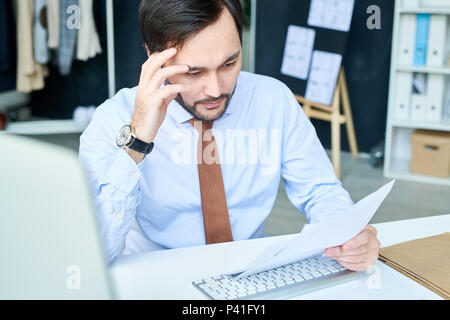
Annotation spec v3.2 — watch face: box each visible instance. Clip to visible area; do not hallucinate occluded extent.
[116,125,132,147]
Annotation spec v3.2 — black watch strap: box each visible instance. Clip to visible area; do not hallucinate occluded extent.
[127,137,154,155]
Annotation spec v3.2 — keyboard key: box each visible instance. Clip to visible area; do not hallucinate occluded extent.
[210,291,228,299]
[327,266,340,273]
[199,283,209,289]
[256,286,268,293]
[319,270,331,275]
[323,259,338,266]
[303,274,314,280]
[333,263,347,271]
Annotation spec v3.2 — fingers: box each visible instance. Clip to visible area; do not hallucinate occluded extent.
[324,226,380,272]
[326,239,380,257]
[157,84,190,101]
[342,229,372,252]
[332,247,379,264]
[337,258,378,272]
[142,47,179,84]
[339,226,377,253]
[149,64,190,90]
[338,246,379,271]
[138,57,152,86]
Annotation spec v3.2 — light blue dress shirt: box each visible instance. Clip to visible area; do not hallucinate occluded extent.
[79,71,354,263]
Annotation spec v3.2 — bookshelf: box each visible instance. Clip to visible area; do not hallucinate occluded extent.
[384,0,450,186]
[1,0,116,136]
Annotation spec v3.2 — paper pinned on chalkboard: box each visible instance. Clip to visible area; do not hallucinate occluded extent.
[280,25,316,80]
[308,0,355,32]
[305,50,342,106]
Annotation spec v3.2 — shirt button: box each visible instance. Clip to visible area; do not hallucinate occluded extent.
[116,212,124,220]
[131,173,139,181]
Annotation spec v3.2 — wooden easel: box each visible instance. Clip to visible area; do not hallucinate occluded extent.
[295,68,358,179]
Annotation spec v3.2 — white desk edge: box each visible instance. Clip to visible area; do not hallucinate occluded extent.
[110,214,450,300]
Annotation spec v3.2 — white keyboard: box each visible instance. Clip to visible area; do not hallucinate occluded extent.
[193,254,359,300]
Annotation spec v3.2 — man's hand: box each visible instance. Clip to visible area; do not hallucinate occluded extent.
[131,47,190,144]
[325,225,381,271]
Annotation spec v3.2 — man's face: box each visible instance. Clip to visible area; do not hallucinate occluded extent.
[164,8,242,122]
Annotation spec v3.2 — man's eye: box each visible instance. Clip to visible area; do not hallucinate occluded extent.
[188,72,201,77]
[224,62,236,68]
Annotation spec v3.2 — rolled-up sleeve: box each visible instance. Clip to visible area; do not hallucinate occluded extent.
[78,102,144,264]
[280,85,354,224]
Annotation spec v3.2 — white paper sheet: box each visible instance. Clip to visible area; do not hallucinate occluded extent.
[308,0,355,32]
[305,50,342,106]
[280,25,316,80]
[236,180,395,278]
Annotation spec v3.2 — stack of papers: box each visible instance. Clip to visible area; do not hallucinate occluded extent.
[379,232,450,300]
[235,180,395,278]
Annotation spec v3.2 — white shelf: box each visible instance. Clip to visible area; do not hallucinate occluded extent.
[396,65,450,74]
[399,8,450,15]
[386,158,450,186]
[391,118,450,131]
[1,120,87,135]
[384,2,450,186]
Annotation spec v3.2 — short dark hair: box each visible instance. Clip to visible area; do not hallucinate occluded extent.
[138,0,243,54]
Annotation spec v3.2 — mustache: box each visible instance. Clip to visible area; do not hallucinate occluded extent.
[194,94,229,106]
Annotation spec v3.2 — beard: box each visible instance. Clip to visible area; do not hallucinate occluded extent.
[166,80,237,122]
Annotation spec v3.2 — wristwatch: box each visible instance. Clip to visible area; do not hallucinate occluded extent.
[116,125,154,155]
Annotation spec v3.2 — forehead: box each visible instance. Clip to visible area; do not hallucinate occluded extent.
[169,8,241,67]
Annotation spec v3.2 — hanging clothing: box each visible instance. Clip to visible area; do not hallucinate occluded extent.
[34,0,50,64]
[58,0,79,75]
[46,0,59,49]
[77,0,102,61]
[0,0,9,72]
[16,0,48,93]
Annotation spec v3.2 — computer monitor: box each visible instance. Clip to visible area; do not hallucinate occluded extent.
[0,134,115,299]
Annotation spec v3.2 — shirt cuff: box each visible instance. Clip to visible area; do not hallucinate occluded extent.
[104,148,144,194]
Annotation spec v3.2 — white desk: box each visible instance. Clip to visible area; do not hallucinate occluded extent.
[110,214,450,300]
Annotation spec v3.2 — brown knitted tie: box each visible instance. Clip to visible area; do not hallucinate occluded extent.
[189,119,233,244]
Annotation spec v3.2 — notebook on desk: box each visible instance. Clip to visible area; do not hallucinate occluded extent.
[379,232,450,300]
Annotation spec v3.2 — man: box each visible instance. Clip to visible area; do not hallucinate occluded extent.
[79,0,380,270]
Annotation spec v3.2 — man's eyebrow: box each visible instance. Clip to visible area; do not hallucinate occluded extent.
[187,51,241,72]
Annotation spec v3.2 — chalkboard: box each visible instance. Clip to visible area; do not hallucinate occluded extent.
[256,0,395,153]
[255,0,354,106]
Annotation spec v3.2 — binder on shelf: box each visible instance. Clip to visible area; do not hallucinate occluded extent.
[394,72,413,120]
[421,0,450,8]
[426,15,447,67]
[398,14,417,66]
[425,74,445,122]
[414,14,430,67]
[446,19,450,67]
[444,80,450,119]
[401,0,420,8]
[410,93,427,121]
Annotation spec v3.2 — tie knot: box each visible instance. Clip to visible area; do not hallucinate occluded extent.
[189,119,213,134]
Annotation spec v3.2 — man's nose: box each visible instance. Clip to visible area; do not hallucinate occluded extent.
[203,73,222,98]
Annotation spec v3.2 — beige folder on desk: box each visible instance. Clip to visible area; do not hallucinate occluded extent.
[378,233,450,300]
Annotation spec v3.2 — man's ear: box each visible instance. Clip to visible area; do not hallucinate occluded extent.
[144,43,151,57]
